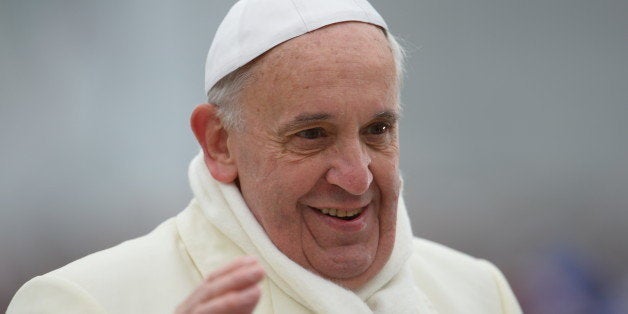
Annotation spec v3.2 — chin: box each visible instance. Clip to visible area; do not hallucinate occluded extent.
[309,247,380,289]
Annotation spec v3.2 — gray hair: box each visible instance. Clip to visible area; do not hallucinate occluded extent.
[207,32,406,131]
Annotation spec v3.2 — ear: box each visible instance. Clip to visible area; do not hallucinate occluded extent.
[190,104,238,183]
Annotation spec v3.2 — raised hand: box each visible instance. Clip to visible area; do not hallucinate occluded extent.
[176,256,265,314]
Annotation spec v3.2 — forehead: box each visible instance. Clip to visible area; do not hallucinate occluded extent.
[252,22,393,82]
[239,22,398,121]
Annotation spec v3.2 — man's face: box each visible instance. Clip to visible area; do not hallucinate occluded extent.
[227,22,399,289]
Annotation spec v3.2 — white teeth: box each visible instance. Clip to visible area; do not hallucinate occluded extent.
[318,207,362,218]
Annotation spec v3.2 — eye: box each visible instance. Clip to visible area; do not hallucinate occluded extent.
[365,122,391,135]
[296,127,327,139]
[362,121,396,148]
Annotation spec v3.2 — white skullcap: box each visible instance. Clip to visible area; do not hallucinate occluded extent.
[204,0,388,95]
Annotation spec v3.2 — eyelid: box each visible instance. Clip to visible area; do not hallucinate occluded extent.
[289,120,336,135]
[362,120,394,134]
[295,127,328,139]
[277,113,332,137]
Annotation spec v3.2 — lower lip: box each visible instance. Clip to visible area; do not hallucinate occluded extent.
[309,206,369,233]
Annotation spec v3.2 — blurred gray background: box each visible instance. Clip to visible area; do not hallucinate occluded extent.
[1,0,627,312]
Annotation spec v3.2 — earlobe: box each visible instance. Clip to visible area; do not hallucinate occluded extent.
[190,104,238,183]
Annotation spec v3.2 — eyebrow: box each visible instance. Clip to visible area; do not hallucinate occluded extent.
[277,110,399,134]
[292,112,332,123]
[373,111,399,122]
[277,112,332,135]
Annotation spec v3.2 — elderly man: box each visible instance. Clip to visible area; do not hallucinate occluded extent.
[9,0,521,313]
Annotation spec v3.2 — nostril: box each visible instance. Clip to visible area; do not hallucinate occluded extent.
[325,167,372,196]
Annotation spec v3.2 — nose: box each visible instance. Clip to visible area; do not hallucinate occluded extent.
[325,140,373,195]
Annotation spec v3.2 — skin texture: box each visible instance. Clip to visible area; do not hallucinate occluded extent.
[184,22,400,312]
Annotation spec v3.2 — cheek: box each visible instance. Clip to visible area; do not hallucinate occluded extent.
[238,155,331,263]
[371,151,400,184]
[371,153,401,223]
[235,139,327,221]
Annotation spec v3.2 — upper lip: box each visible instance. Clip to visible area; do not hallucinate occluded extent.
[307,203,369,211]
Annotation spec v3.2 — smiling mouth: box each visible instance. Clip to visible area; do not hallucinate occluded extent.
[314,207,365,221]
